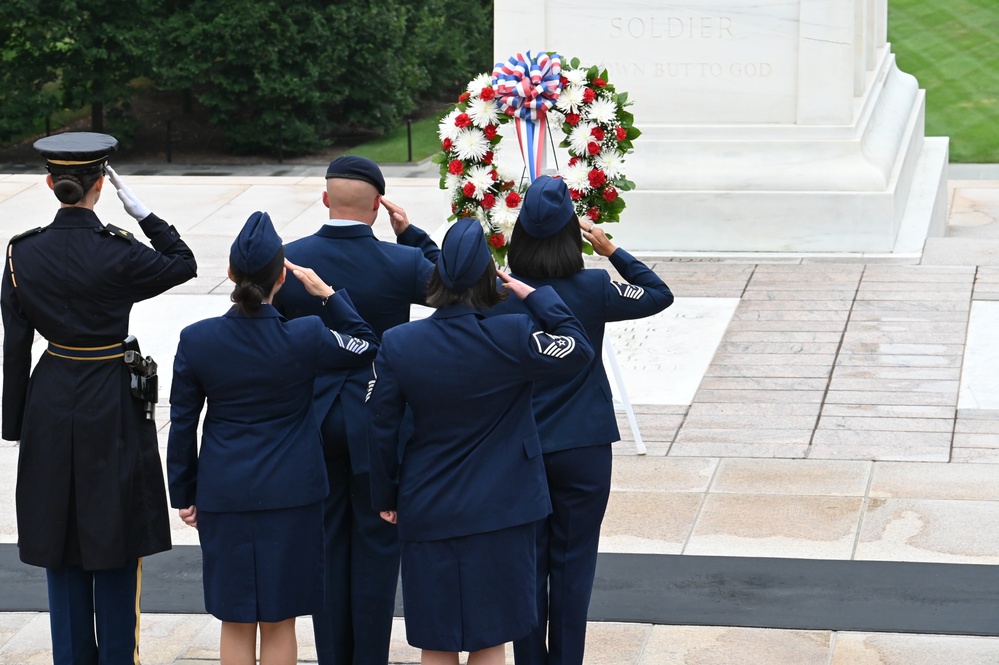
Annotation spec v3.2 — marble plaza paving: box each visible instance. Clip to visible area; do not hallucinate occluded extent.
[1,163,999,662]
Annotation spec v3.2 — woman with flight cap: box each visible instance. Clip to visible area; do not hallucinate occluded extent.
[167,210,378,665]
[1,132,198,663]
[367,217,594,665]
[497,175,674,665]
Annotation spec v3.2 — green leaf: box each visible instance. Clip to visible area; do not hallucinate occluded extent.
[431,152,446,164]
[619,110,635,125]
[582,242,594,256]
[599,68,608,80]
[616,91,629,105]
[570,57,580,69]
[626,126,642,140]
[587,64,599,79]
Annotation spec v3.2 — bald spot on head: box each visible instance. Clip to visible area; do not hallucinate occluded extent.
[327,178,380,225]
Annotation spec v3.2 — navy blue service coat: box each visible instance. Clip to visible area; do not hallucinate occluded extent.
[367,285,595,543]
[273,223,439,472]
[166,292,378,512]
[499,249,674,452]
[1,208,197,569]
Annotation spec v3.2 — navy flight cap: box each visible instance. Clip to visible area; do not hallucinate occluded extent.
[325,155,386,195]
[519,175,576,238]
[230,211,283,275]
[438,218,493,291]
[33,132,118,175]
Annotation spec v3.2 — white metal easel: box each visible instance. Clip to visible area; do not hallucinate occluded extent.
[604,336,645,455]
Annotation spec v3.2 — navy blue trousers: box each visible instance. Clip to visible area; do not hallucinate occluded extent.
[513,444,612,665]
[313,432,401,665]
[46,558,141,665]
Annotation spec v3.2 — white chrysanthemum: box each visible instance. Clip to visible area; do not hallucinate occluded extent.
[439,109,463,142]
[493,201,520,234]
[452,128,489,161]
[561,162,592,193]
[467,97,501,128]
[464,164,495,200]
[585,98,617,125]
[595,151,626,179]
[563,69,588,86]
[555,85,584,113]
[467,73,493,94]
[445,172,463,195]
[568,121,597,155]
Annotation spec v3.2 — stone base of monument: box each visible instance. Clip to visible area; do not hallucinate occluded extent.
[610,53,949,256]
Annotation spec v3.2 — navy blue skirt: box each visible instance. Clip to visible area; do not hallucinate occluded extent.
[401,522,536,651]
[198,502,323,623]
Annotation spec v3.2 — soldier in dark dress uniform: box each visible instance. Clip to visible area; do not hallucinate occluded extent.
[497,176,674,665]
[1,132,198,664]
[367,218,594,665]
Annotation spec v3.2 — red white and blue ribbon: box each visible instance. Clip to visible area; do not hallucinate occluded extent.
[492,51,562,182]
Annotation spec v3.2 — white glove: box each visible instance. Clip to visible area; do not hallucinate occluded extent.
[105,165,151,221]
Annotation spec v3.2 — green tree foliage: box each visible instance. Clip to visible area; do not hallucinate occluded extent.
[2,0,494,155]
[0,0,161,141]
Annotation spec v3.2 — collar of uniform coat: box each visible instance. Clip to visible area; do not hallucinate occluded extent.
[314,224,375,239]
[223,303,285,319]
[430,304,486,319]
[50,207,103,228]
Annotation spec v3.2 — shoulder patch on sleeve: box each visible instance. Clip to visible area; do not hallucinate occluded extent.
[611,281,644,300]
[532,331,577,359]
[8,227,45,244]
[101,224,135,241]
[332,330,371,355]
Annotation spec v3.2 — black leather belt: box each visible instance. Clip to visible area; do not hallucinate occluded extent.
[46,342,125,361]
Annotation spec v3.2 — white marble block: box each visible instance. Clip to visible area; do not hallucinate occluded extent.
[494,0,948,254]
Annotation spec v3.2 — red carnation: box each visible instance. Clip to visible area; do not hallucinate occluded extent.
[505,191,521,207]
[480,87,496,101]
[482,150,494,165]
[448,160,464,175]
[569,189,583,201]
[582,88,596,103]
[615,126,627,141]
[565,112,581,126]
[451,203,457,213]
[587,142,601,156]
[568,156,581,168]
[442,138,453,151]
[590,127,605,141]
[587,207,600,221]
[560,76,569,88]
[593,77,607,87]
[462,182,477,198]
[588,169,607,188]
[455,113,472,128]
[489,169,498,181]
[459,92,471,102]
[602,187,618,202]
[488,233,505,248]
[484,125,498,139]
[481,193,496,209]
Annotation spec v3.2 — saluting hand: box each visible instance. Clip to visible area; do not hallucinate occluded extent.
[285,260,334,300]
[497,269,535,300]
[380,198,410,236]
[580,219,617,257]
[179,505,198,529]
[105,165,152,222]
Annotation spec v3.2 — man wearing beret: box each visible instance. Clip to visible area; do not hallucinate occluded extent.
[272,155,439,665]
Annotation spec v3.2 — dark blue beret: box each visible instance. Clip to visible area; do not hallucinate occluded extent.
[326,155,386,195]
[438,218,493,291]
[519,175,576,238]
[230,211,283,275]
[34,132,118,175]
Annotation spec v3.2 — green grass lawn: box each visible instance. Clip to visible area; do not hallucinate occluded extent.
[345,111,447,164]
[889,0,999,162]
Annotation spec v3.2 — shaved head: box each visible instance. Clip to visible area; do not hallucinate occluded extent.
[325,178,381,225]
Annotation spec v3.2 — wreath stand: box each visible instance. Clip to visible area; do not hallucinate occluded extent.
[603,336,645,455]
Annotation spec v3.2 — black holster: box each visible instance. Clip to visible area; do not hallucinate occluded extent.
[123,334,158,420]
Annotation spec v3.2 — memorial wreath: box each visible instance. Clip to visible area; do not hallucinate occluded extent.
[433,52,641,265]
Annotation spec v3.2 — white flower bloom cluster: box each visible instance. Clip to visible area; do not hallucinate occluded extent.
[467,73,493,93]
[464,164,494,200]
[453,129,490,161]
[438,109,463,142]
[567,121,597,155]
[492,200,520,234]
[467,97,501,128]
[555,85,584,114]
